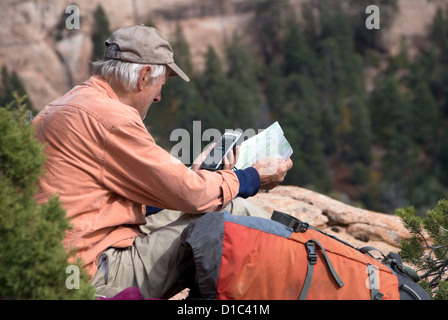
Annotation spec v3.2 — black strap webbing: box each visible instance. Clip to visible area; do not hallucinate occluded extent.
[271,210,309,233]
[359,246,388,260]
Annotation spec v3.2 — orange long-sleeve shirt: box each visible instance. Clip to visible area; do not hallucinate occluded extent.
[33,76,240,278]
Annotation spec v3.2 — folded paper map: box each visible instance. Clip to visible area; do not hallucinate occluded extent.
[235,122,293,170]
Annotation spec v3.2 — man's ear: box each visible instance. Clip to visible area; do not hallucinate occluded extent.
[137,65,152,91]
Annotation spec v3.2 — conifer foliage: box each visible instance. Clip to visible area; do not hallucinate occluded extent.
[92,4,111,62]
[0,95,95,300]
[397,201,448,300]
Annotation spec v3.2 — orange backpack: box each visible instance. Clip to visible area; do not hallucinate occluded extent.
[179,210,430,300]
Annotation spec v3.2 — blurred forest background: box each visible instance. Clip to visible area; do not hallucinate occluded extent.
[145,0,448,215]
[2,0,448,216]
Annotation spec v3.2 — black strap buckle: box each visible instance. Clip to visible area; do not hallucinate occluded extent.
[271,210,309,233]
[305,241,318,265]
[291,220,309,233]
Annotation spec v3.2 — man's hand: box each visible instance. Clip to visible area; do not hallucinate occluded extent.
[191,143,240,172]
[222,145,240,171]
[252,158,293,191]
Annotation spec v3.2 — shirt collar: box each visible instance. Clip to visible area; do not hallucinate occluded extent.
[84,76,120,101]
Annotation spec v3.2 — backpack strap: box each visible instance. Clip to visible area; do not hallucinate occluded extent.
[298,241,317,300]
[298,239,344,300]
[367,264,384,300]
[359,246,388,260]
[361,248,421,283]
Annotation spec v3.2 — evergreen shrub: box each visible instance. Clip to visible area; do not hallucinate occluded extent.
[0,94,95,300]
[397,200,448,300]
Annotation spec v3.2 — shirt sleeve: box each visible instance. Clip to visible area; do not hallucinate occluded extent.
[101,118,241,213]
[146,167,261,215]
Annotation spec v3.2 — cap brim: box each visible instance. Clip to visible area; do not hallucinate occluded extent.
[167,62,190,82]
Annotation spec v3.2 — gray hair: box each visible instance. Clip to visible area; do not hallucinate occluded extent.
[91,59,167,91]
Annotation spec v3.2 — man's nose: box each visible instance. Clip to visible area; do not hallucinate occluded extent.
[153,95,161,103]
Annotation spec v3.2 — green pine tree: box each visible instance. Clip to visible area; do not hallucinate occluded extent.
[347,99,372,166]
[368,76,406,143]
[197,46,231,131]
[253,0,295,65]
[406,63,439,152]
[430,7,448,54]
[224,33,262,129]
[348,0,398,54]
[92,4,111,61]
[0,66,33,113]
[397,201,448,300]
[0,95,95,299]
[283,21,316,77]
[424,6,448,195]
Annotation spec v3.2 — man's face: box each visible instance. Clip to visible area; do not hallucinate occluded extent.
[136,68,168,120]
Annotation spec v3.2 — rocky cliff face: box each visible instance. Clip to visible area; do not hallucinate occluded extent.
[0,0,446,111]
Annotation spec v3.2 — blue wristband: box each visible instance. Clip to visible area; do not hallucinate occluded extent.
[234,167,261,198]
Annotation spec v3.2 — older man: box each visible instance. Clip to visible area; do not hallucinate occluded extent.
[33,25,292,299]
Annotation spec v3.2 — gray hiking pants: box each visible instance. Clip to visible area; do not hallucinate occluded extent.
[90,198,270,299]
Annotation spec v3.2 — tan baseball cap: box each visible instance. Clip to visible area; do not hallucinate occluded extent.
[104,25,190,82]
